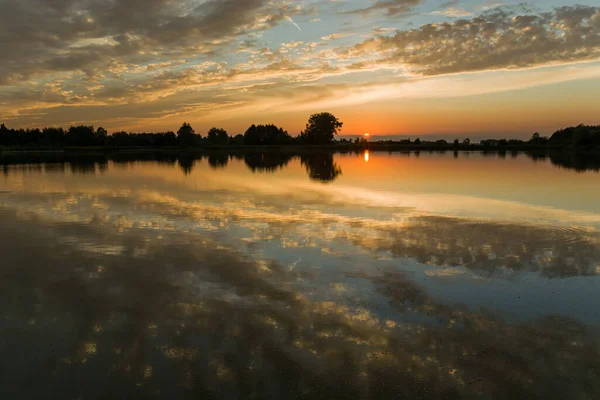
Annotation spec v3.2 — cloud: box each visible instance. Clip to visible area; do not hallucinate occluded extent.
[321,33,354,41]
[346,0,424,16]
[430,8,474,18]
[343,5,600,76]
[1,2,598,131]
[0,0,303,85]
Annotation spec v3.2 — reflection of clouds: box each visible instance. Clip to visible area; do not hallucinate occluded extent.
[4,155,600,227]
[3,169,600,279]
[2,209,600,398]
[362,216,600,278]
[2,157,600,398]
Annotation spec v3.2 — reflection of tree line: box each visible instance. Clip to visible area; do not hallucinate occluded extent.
[0,151,343,183]
[1,209,600,399]
[394,149,600,172]
[478,150,600,172]
[2,149,599,180]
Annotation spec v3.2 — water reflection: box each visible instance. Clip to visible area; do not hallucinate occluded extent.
[243,152,294,173]
[2,150,599,181]
[343,215,600,278]
[300,153,342,183]
[0,151,344,183]
[207,152,230,170]
[542,151,600,172]
[1,151,600,398]
[2,209,600,399]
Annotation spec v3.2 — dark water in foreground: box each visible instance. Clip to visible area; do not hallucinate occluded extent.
[1,151,600,399]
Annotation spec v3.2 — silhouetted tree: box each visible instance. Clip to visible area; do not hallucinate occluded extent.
[42,127,65,146]
[154,131,178,147]
[0,124,17,146]
[244,124,292,146]
[356,138,368,148]
[529,132,550,146]
[65,125,96,146]
[463,138,471,145]
[24,128,42,145]
[111,131,132,146]
[299,112,343,145]
[207,127,229,145]
[178,122,196,147]
[231,134,244,145]
[96,127,108,145]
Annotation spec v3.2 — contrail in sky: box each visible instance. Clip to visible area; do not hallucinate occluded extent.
[286,16,301,31]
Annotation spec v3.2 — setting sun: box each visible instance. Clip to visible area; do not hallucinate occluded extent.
[364,133,370,137]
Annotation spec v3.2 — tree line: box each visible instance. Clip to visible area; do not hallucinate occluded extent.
[1,116,598,152]
[0,112,343,148]
[477,125,600,149]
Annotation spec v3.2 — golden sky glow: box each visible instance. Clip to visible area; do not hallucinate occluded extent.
[0,1,599,137]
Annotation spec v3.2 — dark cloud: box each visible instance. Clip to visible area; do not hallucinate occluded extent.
[344,5,600,75]
[0,0,300,84]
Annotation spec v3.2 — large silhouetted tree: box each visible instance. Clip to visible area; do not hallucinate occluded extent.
[231,134,244,145]
[207,127,229,145]
[42,127,65,146]
[178,122,196,147]
[65,125,96,146]
[96,127,108,145]
[299,112,343,145]
[243,124,292,145]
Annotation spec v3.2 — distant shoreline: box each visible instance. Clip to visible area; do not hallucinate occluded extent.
[0,143,598,154]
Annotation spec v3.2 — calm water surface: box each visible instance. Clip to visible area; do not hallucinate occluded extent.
[1,151,600,399]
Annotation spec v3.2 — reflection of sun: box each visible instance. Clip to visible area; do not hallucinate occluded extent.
[364,151,370,163]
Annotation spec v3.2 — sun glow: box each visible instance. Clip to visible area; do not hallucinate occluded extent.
[364,151,370,163]
[364,133,370,137]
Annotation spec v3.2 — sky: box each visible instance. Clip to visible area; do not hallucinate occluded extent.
[0,0,599,137]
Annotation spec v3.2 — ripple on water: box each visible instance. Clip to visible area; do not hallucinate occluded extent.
[529,225,596,248]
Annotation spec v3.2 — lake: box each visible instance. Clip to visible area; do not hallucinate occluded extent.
[1,150,600,399]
